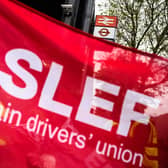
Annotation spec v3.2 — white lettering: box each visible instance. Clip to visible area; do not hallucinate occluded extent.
[76,77,120,131]
[117,90,160,136]
[0,49,42,99]
[39,62,72,117]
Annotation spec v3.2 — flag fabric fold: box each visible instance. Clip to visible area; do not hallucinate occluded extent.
[0,0,168,167]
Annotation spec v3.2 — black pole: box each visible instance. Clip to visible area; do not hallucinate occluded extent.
[74,0,95,33]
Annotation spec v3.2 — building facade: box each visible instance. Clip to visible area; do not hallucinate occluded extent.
[18,0,95,34]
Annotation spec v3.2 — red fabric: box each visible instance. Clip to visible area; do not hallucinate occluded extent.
[0,0,168,168]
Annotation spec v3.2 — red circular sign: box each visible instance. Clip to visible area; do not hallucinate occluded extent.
[98,28,110,37]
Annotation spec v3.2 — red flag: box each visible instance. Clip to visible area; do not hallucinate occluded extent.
[0,0,168,168]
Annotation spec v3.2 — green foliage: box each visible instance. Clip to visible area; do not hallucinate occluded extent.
[97,0,168,57]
